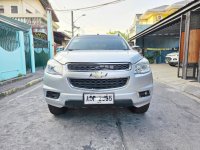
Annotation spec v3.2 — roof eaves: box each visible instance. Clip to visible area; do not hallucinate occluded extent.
[40,0,59,22]
[0,15,31,31]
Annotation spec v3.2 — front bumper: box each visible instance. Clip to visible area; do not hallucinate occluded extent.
[165,56,178,63]
[43,70,153,108]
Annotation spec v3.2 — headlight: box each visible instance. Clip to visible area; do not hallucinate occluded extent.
[46,59,63,75]
[134,58,150,74]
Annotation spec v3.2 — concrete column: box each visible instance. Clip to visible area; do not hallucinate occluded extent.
[47,9,54,59]
[198,51,200,82]
[142,37,145,56]
[182,12,191,80]
[19,31,26,75]
[29,28,35,73]
[177,15,183,78]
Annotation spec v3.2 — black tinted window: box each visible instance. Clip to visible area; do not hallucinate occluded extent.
[67,36,129,50]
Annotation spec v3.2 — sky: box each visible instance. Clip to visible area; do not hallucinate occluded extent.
[49,0,183,35]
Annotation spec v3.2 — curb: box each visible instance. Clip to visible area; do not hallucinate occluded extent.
[0,77,43,99]
[0,74,33,86]
[154,79,200,102]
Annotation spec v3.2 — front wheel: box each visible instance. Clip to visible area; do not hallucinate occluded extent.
[169,63,176,66]
[129,103,150,114]
[48,104,67,115]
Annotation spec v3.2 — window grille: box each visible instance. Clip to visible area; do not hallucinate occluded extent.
[0,5,4,13]
[0,26,20,51]
[11,6,18,14]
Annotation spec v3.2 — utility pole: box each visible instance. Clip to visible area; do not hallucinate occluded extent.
[71,11,74,37]
[71,11,86,37]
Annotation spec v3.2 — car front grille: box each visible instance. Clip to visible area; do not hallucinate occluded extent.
[67,63,130,71]
[68,78,128,89]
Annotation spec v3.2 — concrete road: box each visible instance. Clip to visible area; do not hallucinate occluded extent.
[0,81,200,150]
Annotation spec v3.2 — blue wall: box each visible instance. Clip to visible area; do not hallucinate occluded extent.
[136,36,179,63]
[0,46,23,81]
[143,36,179,48]
[0,31,26,81]
[144,50,177,63]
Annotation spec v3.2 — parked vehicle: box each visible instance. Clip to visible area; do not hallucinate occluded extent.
[165,52,179,66]
[43,35,153,115]
[56,46,64,52]
[131,45,143,54]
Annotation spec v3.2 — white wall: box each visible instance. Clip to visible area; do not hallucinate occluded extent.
[0,0,46,16]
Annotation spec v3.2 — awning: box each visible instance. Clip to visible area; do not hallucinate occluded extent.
[129,0,200,41]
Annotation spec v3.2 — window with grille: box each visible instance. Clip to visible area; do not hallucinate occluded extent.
[0,5,4,13]
[11,6,18,13]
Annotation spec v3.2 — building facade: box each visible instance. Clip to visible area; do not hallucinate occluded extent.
[0,0,59,40]
[129,1,191,38]
[129,0,192,64]
[0,14,35,81]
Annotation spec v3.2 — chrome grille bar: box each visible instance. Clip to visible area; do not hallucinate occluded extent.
[67,63,131,71]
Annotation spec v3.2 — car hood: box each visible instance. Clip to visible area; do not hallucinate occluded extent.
[166,52,178,57]
[54,50,143,64]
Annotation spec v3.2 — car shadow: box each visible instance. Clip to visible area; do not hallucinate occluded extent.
[53,107,151,128]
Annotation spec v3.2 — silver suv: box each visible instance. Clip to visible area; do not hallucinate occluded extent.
[43,35,153,115]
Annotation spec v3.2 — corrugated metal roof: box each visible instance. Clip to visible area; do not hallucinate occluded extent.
[54,31,71,39]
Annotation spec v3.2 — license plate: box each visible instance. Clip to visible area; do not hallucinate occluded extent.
[84,93,114,104]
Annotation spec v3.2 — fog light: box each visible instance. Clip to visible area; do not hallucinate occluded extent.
[139,91,150,97]
[46,91,60,99]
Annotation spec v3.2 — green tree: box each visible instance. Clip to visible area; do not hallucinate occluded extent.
[107,30,129,41]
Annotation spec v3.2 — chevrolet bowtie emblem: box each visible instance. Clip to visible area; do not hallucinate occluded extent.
[90,71,108,79]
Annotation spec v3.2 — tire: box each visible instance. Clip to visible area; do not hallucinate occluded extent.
[169,63,177,66]
[48,104,67,115]
[169,63,178,67]
[129,103,150,114]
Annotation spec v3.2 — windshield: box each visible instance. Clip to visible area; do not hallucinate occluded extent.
[66,35,129,50]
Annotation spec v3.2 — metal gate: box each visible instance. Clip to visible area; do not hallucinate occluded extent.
[34,37,49,69]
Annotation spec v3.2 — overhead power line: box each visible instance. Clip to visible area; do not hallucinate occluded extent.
[54,0,126,12]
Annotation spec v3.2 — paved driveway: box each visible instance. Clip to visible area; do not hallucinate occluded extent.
[0,65,200,150]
